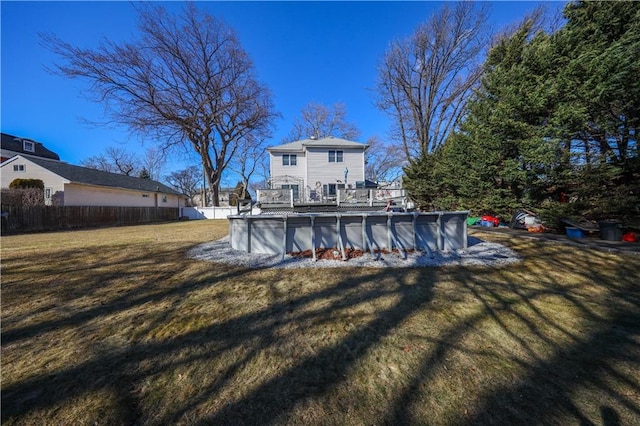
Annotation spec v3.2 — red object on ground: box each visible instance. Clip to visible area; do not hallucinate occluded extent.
[481,215,500,227]
[622,232,638,242]
[559,192,568,203]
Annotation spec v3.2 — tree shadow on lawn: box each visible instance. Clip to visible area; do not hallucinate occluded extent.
[457,244,640,425]
[1,242,244,346]
[2,243,436,424]
[1,241,261,421]
[2,238,639,425]
[385,241,640,424]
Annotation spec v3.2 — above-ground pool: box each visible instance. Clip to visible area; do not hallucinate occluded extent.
[228,211,468,261]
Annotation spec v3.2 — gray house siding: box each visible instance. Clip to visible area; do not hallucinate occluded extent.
[267,137,368,202]
[305,147,364,188]
[270,151,307,185]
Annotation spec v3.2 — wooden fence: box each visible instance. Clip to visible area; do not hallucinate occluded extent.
[1,206,179,234]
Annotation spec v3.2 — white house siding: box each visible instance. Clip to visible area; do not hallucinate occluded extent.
[1,158,66,191]
[63,183,182,207]
[0,158,67,205]
[305,147,365,188]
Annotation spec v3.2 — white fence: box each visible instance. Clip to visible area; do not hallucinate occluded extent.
[181,206,260,220]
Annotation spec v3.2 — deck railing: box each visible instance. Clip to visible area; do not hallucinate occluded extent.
[256,188,294,207]
[258,188,408,208]
[337,188,406,206]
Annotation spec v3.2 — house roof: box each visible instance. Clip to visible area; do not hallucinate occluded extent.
[6,155,183,196]
[1,132,61,160]
[267,136,368,152]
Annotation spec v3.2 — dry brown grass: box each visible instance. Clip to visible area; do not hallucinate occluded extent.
[2,222,639,425]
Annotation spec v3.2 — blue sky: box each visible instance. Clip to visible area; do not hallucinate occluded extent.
[1,1,564,185]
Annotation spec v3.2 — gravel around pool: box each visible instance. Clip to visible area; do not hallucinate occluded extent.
[187,236,521,269]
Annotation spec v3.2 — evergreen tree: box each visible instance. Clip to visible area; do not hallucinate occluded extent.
[550,1,640,223]
[138,167,151,179]
[405,2,640,226]
[405,16,557,220]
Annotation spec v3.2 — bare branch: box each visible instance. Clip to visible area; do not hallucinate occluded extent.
[42,3,277,205]
[284,101,361,142]
[166,166,201,205]
[376,2,489,161]
[365,136,406,183]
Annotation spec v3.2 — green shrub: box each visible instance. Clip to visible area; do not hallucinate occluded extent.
[9,178,44,190]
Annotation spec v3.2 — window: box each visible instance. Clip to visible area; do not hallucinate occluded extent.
[23,140,35,153]
[13,164,25,172]
[162,195,168,203]
[325,183,337,196]
[328,150,343,163]
[281,184,299,200]
[282,154,297,166]
[142,194,150,198]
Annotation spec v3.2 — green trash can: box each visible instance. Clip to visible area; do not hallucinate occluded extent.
[599,220,623,241]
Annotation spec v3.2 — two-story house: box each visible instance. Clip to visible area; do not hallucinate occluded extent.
[267,136,368,202]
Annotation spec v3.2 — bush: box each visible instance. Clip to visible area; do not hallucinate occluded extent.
[9,178,44,190]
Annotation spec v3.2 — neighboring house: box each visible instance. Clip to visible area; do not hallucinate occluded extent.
[267,136,368,202]
[1,155,186,208]
[1,132,61,163]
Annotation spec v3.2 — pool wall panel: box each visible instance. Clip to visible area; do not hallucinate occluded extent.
[228,212,468,256]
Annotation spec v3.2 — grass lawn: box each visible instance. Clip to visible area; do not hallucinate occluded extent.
[1,220,639,425]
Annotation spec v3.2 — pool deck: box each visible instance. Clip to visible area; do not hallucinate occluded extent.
[470,226,640,255]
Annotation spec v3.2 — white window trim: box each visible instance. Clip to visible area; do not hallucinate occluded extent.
[23,140,35,153]
[44,188,52,205]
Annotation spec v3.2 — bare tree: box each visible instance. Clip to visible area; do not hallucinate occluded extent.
[376,2,489,161]
[284,102,361,142]
[249,151,271,196]
[81,145,166,180]
[140,146,166,181]
[43,3,277,206]
[228,135,265,200]
[82,146,139,176]
[166,166,200,205]
[364,136,405,183]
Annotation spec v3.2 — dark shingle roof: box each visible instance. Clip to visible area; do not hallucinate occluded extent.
[1,132,61,160]
[25,156,182,195]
